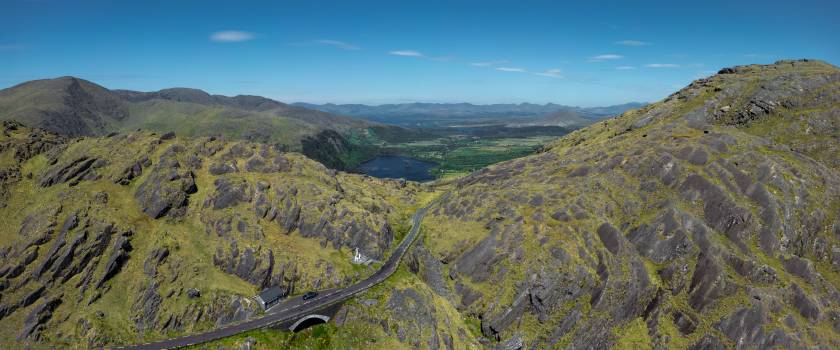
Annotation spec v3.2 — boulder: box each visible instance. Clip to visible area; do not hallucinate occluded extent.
[96,234,132,288]
[132,281,162,332]
[143,247,169,277]
[213,242,274,288]
[39,156,103,187]
[688,253,728,312]
[596,223,622,255]
[679,174,752,250]
[114,157,150,185]
[17,297,62,341]
[714,303,794,349]
[207,178,253,210]
[135,157,197,219]
[209,161,238,175]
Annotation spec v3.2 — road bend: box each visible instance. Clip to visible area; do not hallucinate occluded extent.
[114,193,449,350]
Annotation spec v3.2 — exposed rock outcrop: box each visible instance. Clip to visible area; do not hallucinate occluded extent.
[134,154,197,219]
[421,60,840,349]
[0,113,419,348]
[17,297,62,341]
[39,156,106,187]
[212,242,274,289]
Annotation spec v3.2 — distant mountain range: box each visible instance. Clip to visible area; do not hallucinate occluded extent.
[294,101,647,127]
[0,76,645,138]
[0,76,373,141]
[0,77,389,169]
[3,60,839,349]
[0,76,644,170]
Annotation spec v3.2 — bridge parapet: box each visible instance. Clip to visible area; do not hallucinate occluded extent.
[288,314,331,332]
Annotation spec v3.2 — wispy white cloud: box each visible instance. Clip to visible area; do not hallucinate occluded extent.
[496,67,527,73]
[389,50,424,57]
[470,60,508,67]
[210,31,255,42]
[615,66,636,70]
[534,69,563,78]
[615,40,650,46]
[645,63,680,68]
[388,50,452,61]
[315,39,361,50]
[589,54,623,62]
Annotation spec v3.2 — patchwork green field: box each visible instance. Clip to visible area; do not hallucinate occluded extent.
[393,135,559,178]
[349,125,573,179]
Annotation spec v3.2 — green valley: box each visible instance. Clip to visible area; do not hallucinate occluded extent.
[3,59,840,350]
[5,1,840,349]
[372,133,561,178]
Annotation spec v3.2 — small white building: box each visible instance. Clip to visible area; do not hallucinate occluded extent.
[352,248,374,265]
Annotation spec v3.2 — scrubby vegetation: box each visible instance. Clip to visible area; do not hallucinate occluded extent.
[2,59,840,350]
[411,59,840,349]
[0,123,425,348]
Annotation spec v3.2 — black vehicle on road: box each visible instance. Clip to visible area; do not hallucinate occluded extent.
[114,194,448,350]
[302,291,318,300]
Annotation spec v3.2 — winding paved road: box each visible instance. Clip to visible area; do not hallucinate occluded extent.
[114,193,447,350]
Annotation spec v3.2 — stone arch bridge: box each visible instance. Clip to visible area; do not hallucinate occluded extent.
[275,301,344,333]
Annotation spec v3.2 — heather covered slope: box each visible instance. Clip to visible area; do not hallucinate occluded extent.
[389,59,840,349]
[0,77,374,142]
[112,87,373,142]
[0,77,387,170]
[3,59,840,350]
[190,60,840,350]
[0,121,427,348]
[0,77,128,136]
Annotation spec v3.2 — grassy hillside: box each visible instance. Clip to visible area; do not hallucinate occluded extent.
[409,59,840,349]
[0,77,389,170]
[0,76,595,177]
[0,77,127,136]
[0,121,426,348]
[121,100,318,146]
[172,59,840,350]
[2,59,839,350]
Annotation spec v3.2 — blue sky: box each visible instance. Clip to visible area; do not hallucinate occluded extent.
[2,0,838,106]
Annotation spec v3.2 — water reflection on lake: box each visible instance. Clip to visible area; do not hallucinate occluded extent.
[357,155,437,182]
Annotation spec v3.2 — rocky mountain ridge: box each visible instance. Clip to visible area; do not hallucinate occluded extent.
[1,59,840,350]
[0,121,425,348]
[0,76,374,138]
[0,77,390,170]
[396,59,840,349]
[197,59,840,350]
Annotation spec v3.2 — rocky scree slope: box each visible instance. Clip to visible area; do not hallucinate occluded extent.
[385,60,840,349]
[0,121,423,349]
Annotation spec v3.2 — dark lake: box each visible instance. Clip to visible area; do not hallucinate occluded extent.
[357,155,437,182]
